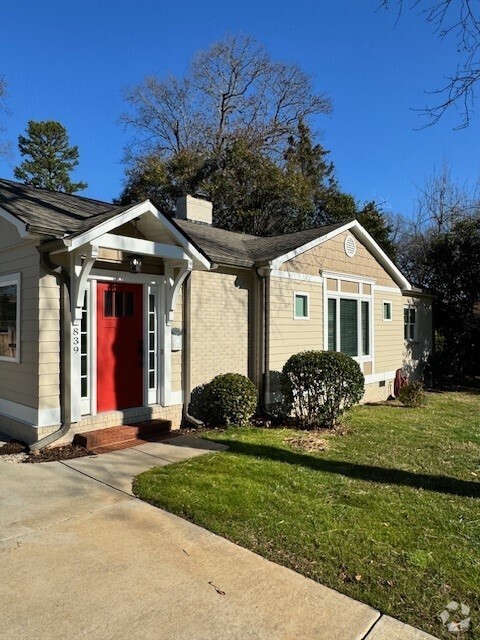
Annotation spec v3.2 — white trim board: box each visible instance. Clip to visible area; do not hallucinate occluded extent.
[0,207,30,238]
[322,270,376,285]
[364,371,396,384]
[375,285,402,294]
[270,269,323,283]
[98,233,188,261]
[0,397,60,428]
[63,200,211,270]
[270,219,411,291]
[270,220,356,270]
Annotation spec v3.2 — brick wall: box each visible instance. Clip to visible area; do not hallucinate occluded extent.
[189,268,253,389]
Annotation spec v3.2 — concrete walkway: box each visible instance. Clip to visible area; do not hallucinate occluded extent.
[0,436,438,640]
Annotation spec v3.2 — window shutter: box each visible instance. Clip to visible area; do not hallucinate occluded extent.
[340,299,358,356]
[328,298,336,350]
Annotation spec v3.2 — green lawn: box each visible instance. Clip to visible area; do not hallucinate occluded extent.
[134,392,480,639]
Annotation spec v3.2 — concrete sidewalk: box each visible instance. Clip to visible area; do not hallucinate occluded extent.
[0,436,438,640]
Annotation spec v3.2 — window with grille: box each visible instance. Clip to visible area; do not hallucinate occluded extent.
[404,306,416,340]
[327,297,371,358]
[0,275,19,362]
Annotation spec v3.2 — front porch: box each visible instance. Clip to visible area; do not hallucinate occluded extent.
[37,199,212,446]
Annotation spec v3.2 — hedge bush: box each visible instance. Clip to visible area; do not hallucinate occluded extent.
[282,350,364,429]
[201,373,258,427]
[398,380,427,408]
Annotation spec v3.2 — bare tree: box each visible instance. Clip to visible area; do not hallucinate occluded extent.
[415,161,480,231]
[0,76,11,158]
[394,162,480,284]
[380,1,480,127]
[120,34,331,160]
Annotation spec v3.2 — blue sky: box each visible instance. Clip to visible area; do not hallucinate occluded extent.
[0,1,478,218]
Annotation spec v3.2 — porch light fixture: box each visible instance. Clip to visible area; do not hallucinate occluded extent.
[128,254,142,273]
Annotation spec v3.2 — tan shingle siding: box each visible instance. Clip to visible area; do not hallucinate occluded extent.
[282,230,398,288]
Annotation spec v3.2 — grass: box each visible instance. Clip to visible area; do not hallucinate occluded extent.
[134,391,480,639]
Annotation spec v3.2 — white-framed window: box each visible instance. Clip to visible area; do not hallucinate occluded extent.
[80,291,89,399]
[327,297,371,358]
[294,292,309,320]
[404,306,417,340]
[0,273,20,363]
[383,301,392,321]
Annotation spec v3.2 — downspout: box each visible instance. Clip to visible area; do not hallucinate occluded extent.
[255,267,270,413]
[30,252,72,451]
[182,272,204,427]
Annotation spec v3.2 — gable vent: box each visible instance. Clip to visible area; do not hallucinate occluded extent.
[344,235,356,257]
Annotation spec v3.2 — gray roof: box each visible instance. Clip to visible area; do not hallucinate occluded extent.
[0,178,126,237]
[0,178,348,268]
[175,219,347,267]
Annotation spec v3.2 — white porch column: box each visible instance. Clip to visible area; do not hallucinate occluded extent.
[161,259,192,406]
[69,248,98,423]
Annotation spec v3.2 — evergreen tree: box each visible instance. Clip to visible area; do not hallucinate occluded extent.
[14,121,87,193]
[357,201,396,259]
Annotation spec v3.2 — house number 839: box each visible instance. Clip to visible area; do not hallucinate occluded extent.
[72,326,80,354]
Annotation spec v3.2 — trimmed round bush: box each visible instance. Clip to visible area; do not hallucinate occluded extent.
[282,350,364,429]
[202,373,258,427]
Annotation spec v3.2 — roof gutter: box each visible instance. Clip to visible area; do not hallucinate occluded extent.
[30,252,72,451]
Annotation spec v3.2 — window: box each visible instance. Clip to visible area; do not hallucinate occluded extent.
[404,306,416,340]
[327,297,371,358]
[80,292,88,398]
[0,275,20,362]
[294,292,309,319]
[148,293,156,390]
[383,301,392,321]
[340,298,357,356]
[104,291,134,318]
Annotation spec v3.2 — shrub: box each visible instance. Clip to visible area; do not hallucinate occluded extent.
[398,381,426,408]
[201,373,258,427]
[282,350,364,429]
[188,384,206,421]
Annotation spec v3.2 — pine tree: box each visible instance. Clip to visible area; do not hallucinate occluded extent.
[14,121,87,194]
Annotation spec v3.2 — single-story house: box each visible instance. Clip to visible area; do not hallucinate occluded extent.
[0,179,433,446]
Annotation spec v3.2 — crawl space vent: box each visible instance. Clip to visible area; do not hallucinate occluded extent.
[344,235,356,257]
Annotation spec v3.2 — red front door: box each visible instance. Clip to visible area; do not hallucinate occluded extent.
[97,282,144,412]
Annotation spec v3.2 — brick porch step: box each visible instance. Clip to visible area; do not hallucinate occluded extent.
[73,419,173,451]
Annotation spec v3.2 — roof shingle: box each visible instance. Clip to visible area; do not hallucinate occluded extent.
[0,178,349,268]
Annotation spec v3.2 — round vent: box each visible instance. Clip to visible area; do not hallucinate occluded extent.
[344,235,356,257]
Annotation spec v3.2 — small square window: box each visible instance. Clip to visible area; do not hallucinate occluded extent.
[383,301,392,321]
[294,293,309,319]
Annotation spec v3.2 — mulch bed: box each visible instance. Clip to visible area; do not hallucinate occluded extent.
[0,440,26,455]
[0,440,95,463]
